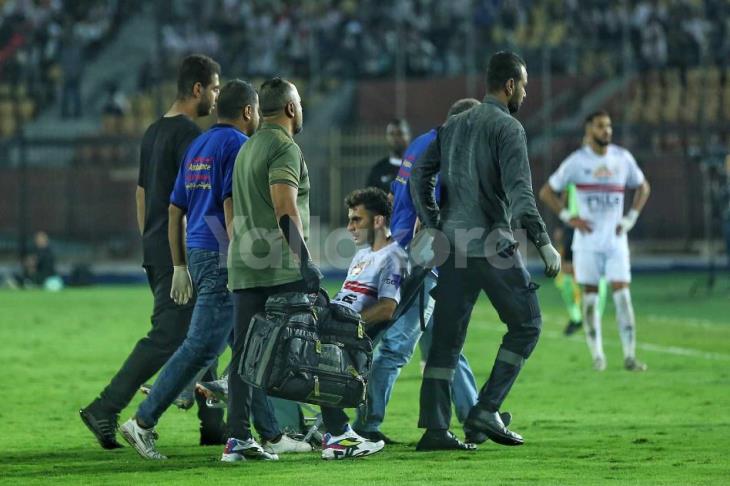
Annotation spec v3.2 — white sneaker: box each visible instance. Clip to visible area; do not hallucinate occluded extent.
[321,426,384,460]
[593,356,607,371]
[262,434,313,454]
[221,437,279,462]
[120,418,167,460]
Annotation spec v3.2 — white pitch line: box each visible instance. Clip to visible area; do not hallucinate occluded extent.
[476,315,730,362]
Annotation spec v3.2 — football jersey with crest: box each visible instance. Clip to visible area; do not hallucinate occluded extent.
[332,241,408,314]
[548,144,645,252]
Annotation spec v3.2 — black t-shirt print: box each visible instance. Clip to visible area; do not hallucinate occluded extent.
[137,115,201,266]
[366,156,400,194]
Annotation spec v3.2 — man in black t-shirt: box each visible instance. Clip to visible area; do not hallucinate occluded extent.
[80,54,223,451]
[365,119,411,195]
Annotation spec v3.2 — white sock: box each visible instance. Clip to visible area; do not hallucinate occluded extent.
[582,293,604,361]
[613,287,636,360]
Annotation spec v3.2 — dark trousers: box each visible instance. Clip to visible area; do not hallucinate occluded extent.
[419,251,542,430]
[93,265,222,427]
[228,280,349,440]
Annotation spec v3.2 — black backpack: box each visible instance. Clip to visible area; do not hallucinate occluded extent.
[238,290,372,409]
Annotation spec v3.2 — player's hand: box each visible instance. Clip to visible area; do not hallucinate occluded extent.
[301,258,323,293]
[559,208,592,233]
[171,265,193,305]
[538,243,561,278]
[569,217,593,233]
[616,209,639,235]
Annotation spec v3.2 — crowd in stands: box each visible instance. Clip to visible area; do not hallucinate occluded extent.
[0,0,138,135]
[155,0,730,83]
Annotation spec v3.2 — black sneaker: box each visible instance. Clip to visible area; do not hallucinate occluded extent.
[79,406,123,450]
[415,430,477,451]
[353,428,400,445]
[563,320,583,336]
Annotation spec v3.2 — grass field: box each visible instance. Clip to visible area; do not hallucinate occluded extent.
[1,273,729,485]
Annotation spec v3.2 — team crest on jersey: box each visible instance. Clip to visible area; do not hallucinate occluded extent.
[593,165,614,179]
[350,260,369,277]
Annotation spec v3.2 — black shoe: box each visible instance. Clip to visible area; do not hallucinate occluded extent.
[464,411,512,444]
[353,428,400,445]
[79,406,123,450]
[200,424,228,446]
[415,430,477,451]
[563,320,583,336]
[464,407,523,446]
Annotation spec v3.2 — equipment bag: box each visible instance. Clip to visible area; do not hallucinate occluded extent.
[239,291,372,409]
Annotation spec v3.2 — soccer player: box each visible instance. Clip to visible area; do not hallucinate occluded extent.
[540,110,651,371]
[80,55,223,450]
[353,99,482,447]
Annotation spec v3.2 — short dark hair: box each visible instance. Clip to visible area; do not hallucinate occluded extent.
[486,51,526,92]
[447,98,480,118]
[585,110,611,125]
[176,54,221,99]
[346,187,392,224]
[216,79,257,119]
[259,77,295,116]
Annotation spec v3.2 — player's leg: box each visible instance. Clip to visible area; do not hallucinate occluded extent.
[574,251,606,370]
[354,275,434,442]
[556,228,583,335]
[607,246,646,371]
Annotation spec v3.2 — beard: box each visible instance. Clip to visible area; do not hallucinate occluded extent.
[507,96,521,114]
[197,99,213,117]
[293,117,303,135]
[593,134,610,147]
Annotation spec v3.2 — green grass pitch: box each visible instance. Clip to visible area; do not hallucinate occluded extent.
[1,274,728,485]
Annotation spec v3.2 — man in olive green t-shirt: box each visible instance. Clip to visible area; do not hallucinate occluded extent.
[223,78,384,462]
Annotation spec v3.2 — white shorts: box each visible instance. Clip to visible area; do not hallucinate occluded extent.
[573,245,631,286]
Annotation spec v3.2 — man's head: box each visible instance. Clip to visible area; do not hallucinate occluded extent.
[584,110,612,147]
[34,231,49,249]
[486,51,527,114]
[446,98,481,119]
[386,119,411,158]
[176,54,221,117]
[259,77,303,135]
[345,187,392,246]
[216,79,260,136]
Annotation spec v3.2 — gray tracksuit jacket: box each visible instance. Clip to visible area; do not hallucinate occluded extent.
[410,95,550,258]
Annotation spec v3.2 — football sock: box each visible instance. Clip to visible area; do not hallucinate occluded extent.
[582,292,604,360]
[598,278,609,316]
[556,273,583,323]
[612,287,636,360]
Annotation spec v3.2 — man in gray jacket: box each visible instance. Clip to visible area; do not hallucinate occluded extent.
[410,51,561,450]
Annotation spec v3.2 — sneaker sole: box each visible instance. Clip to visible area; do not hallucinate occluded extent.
[321,443,384,460]
[79,409,123,450]
[221,453,246,462]
[120,424,167,460]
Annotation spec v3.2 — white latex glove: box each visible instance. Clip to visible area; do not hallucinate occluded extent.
[171,265,193,305]
[538,243,561,278]
[558,208,573,224]
[616,209,640,235]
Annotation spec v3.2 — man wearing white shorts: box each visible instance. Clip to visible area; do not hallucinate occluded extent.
[541,110,651,371]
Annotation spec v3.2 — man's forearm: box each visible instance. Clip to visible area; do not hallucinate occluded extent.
[223,197,233,241]
[135,186,145,236]
[360,299,397,327]
[168,205,186,266]
[631,181,651,212]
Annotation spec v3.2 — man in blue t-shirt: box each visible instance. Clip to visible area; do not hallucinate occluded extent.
[121,80,298,460]
[354,99,485,448]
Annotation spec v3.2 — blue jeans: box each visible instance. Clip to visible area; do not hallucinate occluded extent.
[135,249,236,427]
[355,274,478,432]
